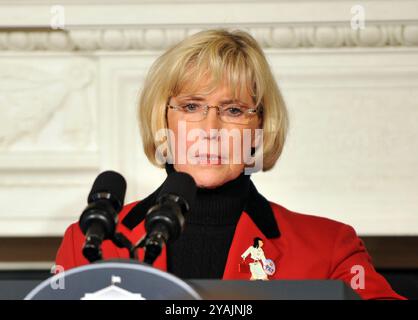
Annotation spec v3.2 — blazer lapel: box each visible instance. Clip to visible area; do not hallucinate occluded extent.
[222,211,282,280]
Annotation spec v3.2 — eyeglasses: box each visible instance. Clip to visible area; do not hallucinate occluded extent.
[166,101,262,125]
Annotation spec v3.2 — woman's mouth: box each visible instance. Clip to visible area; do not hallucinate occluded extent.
[194,154,227,165]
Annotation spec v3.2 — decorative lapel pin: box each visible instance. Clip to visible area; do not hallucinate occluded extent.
[240,237,276,280]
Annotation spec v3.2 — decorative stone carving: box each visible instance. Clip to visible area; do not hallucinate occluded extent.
[0,62,94,150]
[0,25,417,51]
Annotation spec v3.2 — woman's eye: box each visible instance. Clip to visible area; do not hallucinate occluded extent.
[182,103,200,112]
[225,106,244,116]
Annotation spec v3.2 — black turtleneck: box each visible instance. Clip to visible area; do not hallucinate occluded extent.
[165,163,251,279]
[121,164,280,279]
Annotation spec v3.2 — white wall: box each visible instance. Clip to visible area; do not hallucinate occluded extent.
[0,0,417,236]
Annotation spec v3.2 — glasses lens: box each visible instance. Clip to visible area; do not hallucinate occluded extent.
[179,103,206,122]
[220,105,252,124]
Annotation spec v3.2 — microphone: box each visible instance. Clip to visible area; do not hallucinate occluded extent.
[142,172,196,265]
[79,171,127,262]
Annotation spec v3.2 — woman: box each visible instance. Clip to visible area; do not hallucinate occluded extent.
[56,29,404,299]
[241,237,269,281]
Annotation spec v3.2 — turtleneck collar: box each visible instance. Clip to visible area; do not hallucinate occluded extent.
[122,163,281,239]
[165,163,251,226]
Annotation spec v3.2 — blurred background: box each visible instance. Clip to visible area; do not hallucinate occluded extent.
[0,0,417,298]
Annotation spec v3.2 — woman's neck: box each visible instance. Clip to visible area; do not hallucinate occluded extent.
[165,163,252,225]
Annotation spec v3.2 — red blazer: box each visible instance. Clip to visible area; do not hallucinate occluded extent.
[56,200,405,300]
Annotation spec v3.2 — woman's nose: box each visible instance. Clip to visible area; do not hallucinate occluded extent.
[201,107,222,131]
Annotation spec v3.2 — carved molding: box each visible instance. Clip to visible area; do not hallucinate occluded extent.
[0,61,95,150]
[0,25,418,51]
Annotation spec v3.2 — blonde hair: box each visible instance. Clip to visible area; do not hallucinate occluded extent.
[138,28,288,171]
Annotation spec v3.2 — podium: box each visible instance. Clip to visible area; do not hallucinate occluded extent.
[0,260,360,300]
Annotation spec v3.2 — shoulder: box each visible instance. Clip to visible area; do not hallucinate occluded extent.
[268,200,356,245]
[56,200,142,269]
[270,201,349,227]
[266,201,364,274]
[57,201,142,254]
[62,200,141,239]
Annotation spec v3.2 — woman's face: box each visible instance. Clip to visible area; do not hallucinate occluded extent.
[258,240,264,248]
[166,80,261,188]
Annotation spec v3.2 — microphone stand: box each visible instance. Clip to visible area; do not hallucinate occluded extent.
[111,233,137,260]
[110,233,158,264]
[110,232,154,263]
[130,234,161,265]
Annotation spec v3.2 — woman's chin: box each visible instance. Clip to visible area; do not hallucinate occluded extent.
[192,169,229,189]
[174,164,234,189]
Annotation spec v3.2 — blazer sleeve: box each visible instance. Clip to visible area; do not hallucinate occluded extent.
[329,223,406,300]
[55,223,88,271]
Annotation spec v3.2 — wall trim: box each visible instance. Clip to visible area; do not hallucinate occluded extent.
[0,24,417,51]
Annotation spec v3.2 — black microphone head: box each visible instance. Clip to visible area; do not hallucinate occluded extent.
[88,171,127,211]
[158,172,197,210]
